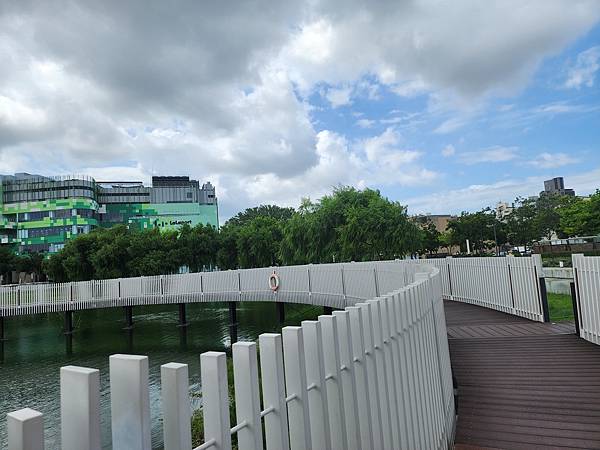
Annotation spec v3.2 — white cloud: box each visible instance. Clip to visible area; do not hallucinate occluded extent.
[527,152,580,169]
[391,79,429,98]
[281,0,600,101]
[326,86,353,108]
[356,119,375,129]
[459,146,519,164]
[532,101,594,115]
[434,117,471,134]
[565,46,600,89]
[0,1,599,219]
[442,145,456,157]
[405,167,600,215]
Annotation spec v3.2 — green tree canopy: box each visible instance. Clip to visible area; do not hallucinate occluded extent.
[559,191,600,237]
[280,187,420,263]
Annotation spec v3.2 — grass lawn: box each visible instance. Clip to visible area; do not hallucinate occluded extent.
[548,292,575,322]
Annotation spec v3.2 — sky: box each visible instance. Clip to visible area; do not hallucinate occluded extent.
[1,1,599,221]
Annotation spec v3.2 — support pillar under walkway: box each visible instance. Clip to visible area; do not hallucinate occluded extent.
[124,306,134,330]
[64,310,73,335]
[228,302,238,345]
[177,303,188,327]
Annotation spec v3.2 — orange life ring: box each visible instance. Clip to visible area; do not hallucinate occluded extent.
[269,271,280,291]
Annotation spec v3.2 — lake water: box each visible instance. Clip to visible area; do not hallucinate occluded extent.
[0,301,321,449]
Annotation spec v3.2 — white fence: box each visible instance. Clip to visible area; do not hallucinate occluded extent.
[420,256,547,322]
[5,262,456,450]
[572,254,600,345]
[0,261,421,317]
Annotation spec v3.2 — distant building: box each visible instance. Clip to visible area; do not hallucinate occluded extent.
[541,177,575,197]
[495,201,514,221]
[421,214,456,233]
[0,173,218,253]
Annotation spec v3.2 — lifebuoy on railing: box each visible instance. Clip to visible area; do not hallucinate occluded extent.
[269,271,280,291]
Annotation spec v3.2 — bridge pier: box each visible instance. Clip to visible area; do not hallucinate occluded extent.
[64,310,74,335]
[124,306,134,330]
[177,303,188,327]
[228,302,238,345]
[276,301,285,324]
[179,327,188,350]
[65,334,73,355]
[323,306,334,315]
[0,316,5,341]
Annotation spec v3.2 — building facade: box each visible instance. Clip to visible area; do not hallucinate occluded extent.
[495,201,514,221]
[0,173,218,253]
[541,177,575,197]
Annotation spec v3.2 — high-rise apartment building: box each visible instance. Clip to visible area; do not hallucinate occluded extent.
[541,177,575,197]
[0,173,218,253]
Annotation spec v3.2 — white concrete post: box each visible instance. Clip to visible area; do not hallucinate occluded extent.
[365,300,393,450]
[301,320,332,450]
[332,310,361,450]
[386,295,409,450]
[258,333,290,450]
[281,326,312,450]
[200,351,232,450]
[356,302,384,450]
[161,363,192,450]
[7,408,44,450]
[232,342,264,450]
[397,289,417,450]
[318,314,348,450]
[347,306,373,450]
[60,366,101,450]
[377,298,401,450]
[109,354,151,450]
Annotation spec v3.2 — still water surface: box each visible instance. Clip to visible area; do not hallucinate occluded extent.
[0,301,321,449]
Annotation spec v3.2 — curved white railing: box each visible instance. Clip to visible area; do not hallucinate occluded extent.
[0,260,421,316]
[418,255,547,322]
[4,260,456,450]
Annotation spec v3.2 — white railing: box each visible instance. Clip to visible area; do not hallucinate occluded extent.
[572,254,600,345]
[419,256,546,322]
[5,262,456,450]
[0,261,422,316]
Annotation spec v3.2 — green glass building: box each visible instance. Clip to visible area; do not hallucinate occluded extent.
[0,173,218,253]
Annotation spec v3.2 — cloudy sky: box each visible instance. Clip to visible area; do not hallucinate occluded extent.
[1,1,599,220]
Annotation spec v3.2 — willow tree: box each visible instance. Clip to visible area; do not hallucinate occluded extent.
[280,186,420,264]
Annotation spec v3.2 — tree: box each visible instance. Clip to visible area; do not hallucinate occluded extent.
[226,205,294,228]
[535,194,575,239]
[279,186,420,264]
[447,210,499,254]
[236,216,283,268]
[418,220,441,255]
[127,228,182,276]
[559,191,600,237]
[179,223,219,272]
[504,198,539,249]
[90,226,131,279]
[216,224,239,270]
[0,245,16,283]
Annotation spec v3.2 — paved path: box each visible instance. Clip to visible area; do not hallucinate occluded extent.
[446,300,600,450]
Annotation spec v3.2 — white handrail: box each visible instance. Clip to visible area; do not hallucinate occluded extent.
[5,260,457,450]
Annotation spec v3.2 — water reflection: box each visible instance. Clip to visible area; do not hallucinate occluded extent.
[0,301,322,449]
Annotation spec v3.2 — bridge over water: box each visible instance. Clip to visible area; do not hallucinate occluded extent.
[3,255,600,450]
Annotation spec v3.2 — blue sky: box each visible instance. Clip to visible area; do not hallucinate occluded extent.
[0,1,599,220]
[308,23,600,214]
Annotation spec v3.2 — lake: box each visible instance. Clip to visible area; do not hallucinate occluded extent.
[0,301,321,449]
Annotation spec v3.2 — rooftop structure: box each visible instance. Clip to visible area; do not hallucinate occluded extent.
[541,177,575,197]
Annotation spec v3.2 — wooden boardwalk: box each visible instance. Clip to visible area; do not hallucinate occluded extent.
[446,300,600,450]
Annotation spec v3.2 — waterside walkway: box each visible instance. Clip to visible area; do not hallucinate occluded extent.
[446,301,600,450]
